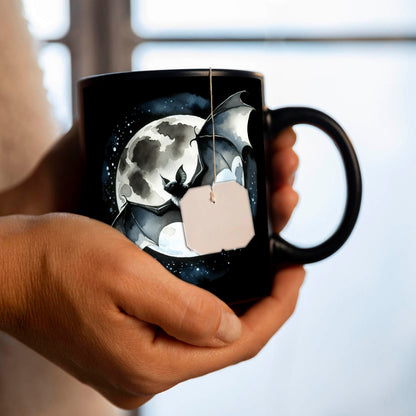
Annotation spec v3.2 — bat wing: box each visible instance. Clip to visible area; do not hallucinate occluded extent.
[198,91,254,154]
[112,199,182,246]
[192,137,241,186]
[192,91,254,186]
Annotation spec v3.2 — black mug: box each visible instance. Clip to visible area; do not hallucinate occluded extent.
[78,69,361,304]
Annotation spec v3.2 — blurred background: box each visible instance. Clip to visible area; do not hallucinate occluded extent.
[22,0,416,414]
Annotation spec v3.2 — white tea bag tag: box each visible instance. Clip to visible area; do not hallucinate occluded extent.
[180,181,255,255]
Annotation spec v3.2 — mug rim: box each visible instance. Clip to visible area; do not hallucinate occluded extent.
[78,68,264,88]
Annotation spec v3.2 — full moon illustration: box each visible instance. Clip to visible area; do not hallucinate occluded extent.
[113,113,246,258]
[115,114,205,210]
[105,91,259,287]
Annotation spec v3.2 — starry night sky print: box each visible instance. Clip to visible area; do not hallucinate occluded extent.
[101,93,211,221]
[101,91,259,287]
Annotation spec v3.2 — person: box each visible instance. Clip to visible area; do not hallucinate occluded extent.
[0,1,304,412]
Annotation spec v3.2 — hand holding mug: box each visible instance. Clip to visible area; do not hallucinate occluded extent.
[0,126,304,409]
[79,69,361,304]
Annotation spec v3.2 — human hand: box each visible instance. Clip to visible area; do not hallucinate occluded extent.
[0,128,303,410]
[269,127,299,233]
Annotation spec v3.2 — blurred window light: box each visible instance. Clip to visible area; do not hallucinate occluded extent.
[21,0,72,131]
[39,43,72,132]
[132,40,415,246]
[22,0,70,40]
[136,41,416,416]
[131,0,416,37]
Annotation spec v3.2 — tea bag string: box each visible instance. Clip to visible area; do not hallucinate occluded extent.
[209,68,216,203]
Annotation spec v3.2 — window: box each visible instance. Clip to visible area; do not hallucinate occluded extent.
[23,1,416,415]
[22,0,72,131]
[130,1,416,415]
[131,0,416,37]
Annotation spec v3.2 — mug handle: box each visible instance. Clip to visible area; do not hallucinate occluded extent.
[266,107,362,264]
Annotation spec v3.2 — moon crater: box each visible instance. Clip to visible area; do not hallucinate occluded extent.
[116,115,204,209]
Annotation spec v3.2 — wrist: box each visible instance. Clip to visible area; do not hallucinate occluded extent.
[0,215,42,334]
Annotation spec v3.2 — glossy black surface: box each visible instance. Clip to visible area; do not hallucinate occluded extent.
[79,69,361,304]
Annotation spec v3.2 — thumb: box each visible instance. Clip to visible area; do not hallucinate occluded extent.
[117,250,242,347]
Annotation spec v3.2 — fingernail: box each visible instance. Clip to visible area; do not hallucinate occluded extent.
[216,310,242,344]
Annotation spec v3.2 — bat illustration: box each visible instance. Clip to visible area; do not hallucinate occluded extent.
[112,91,257,255]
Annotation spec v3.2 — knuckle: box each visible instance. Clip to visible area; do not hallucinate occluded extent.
[283,127,297,146]
[286,302,297,318]
[126,374,172,398]
[288,149,300,171]
[292,189,300,203]
[121,372,157,397]
[288,126,297,139]
[281,296,299,320]
[272,187,298,211]
[108,394,152,410]
[286,189,299,212]
[129,379,159,397]
[242,342,262,362]
[121,360,174,398]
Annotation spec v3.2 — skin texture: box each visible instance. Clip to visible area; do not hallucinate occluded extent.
[0,126,304,410]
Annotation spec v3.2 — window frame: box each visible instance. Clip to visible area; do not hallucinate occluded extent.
[37,0,416,120]
[33,2,416,415]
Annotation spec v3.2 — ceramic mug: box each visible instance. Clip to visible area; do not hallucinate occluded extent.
[78,69,362,304]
